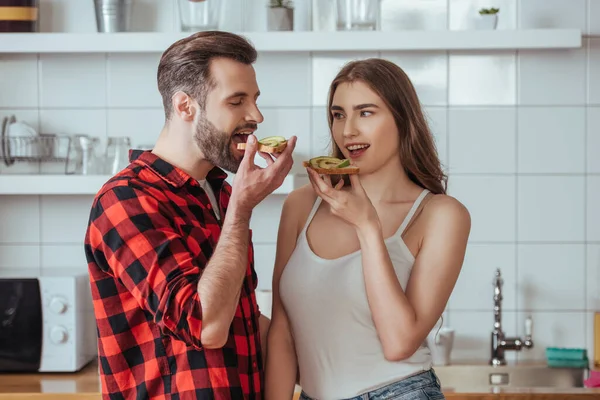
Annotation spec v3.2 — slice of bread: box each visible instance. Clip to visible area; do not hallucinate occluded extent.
[237,141,287,154]
[302,161,360,175]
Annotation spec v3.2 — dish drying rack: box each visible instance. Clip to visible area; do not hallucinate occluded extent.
[1,115,73,173]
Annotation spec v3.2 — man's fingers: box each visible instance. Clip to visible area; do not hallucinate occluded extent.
[241,135,258,167]
[258,151,275,166]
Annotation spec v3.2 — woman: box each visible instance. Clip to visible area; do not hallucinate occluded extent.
[265,58,471,400]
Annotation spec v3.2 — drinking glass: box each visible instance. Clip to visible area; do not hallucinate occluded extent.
[336,0,379,31]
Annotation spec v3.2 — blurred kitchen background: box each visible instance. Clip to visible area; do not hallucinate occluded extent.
[0,0,598,372]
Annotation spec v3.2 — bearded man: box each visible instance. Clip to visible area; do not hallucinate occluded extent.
[84,30,296,400]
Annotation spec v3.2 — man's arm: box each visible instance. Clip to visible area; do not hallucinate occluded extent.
[198,134,297,348]
[197,206,250,348]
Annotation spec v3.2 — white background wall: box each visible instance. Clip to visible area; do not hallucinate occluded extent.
[0,0,598,365]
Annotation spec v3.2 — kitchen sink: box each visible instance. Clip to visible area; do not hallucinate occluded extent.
[433,364,587,389]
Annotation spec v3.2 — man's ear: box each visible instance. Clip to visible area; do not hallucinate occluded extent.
[171,91,197,122]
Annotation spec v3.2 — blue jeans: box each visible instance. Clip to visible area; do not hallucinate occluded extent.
[299,369,445,400]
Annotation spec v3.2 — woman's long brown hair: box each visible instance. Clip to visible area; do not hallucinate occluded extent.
[326,58,447,195]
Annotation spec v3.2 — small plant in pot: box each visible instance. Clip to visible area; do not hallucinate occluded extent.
[268,0,294,31]
[476,7,499,30]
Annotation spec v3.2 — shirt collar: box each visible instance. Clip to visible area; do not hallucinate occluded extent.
[128,150,228,188]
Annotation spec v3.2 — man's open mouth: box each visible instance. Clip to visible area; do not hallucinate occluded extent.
[232,131,253,145]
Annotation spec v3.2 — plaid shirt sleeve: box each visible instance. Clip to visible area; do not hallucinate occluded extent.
[87,184,206,350]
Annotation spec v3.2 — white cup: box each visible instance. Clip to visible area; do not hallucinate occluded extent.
[427,327,455,366]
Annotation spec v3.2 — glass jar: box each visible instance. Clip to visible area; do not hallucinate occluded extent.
[104,136,131,175]
[336,0,380,31]
[178,0,220,32]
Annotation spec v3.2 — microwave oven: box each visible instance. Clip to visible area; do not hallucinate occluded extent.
[0,268,97,372]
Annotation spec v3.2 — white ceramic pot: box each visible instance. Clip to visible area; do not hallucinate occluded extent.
[268,7,294,31]
[476,13,498,30]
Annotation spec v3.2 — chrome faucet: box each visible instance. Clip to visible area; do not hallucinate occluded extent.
[490,268,534,366]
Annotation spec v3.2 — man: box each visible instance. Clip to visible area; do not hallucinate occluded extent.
[84,30,296,399]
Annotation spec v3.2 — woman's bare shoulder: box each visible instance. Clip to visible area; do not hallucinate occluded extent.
[421,193,471,230]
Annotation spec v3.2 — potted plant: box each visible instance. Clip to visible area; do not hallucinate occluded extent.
[476,7,499,30]
[268,0,294,31]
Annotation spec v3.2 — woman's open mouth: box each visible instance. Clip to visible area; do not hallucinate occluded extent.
[346,143,370,159]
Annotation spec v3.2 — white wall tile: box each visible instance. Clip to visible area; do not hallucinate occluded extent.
[380,52,448,106]
[517,312,586,361]
[517,107,585,173]
[517,176,585,242]
[424,107,448,171]
[250,196,285,243]
[254,243,276,290]
[39,54,106,108]
[0,196,40,243]
[107,54,162,108]
[449,0,517,30]
[39,0,96,32]
[257,108,311,174]
[517,244,586,311]
[448,107,516,173]
[589,107,600,173]
[448,244,516,311]
[590,0,600,35]
[40,196,95,243]
[448,176,516,242]
[380,0,448,31]
[255,53,312,107]
[450,311,517,362]
[588,245,600,310]
[311,107,331,157]
[41,244,87,270]
[589,40,600,105]
[107,109,164,149]
[312,52,379,106]
[0,245,39,269]
[518,48,586,106]
[0,55,38,108]
[40,109,107,139]
[518,0,587,30]
[449,53,516,105]
[588,176,600,242]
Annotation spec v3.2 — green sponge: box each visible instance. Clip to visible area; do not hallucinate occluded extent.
[546,347,589,369]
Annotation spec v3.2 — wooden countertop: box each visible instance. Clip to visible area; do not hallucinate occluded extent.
[0,362,599,400]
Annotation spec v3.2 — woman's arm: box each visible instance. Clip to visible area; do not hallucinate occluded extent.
[265,189,308,399]
[358,195,470,361]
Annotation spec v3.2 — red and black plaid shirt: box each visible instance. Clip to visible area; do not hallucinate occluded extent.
[84,150,263,400]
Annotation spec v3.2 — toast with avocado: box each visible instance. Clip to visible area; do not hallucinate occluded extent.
[237,136,287,153]
[303,156,359,175]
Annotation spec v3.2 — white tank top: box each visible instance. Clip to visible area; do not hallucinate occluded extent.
[279,189,433,400]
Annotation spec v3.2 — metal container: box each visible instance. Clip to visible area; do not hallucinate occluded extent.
[94,0,132,33]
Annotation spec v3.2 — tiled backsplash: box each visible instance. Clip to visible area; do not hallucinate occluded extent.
[0,0,599,365]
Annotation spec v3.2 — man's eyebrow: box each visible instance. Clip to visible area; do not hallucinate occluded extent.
[226,91,261,99]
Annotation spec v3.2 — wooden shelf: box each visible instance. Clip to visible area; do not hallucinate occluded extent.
[0,174,307,195]
[0,30,582,53]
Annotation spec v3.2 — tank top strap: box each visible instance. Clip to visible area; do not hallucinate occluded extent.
[300,196,323,235]
[397,189,430,236]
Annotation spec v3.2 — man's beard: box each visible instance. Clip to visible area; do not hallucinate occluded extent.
[193,115,256,174]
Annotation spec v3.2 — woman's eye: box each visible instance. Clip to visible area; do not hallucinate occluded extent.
[332,112,344,119]
[360,111,372,117]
